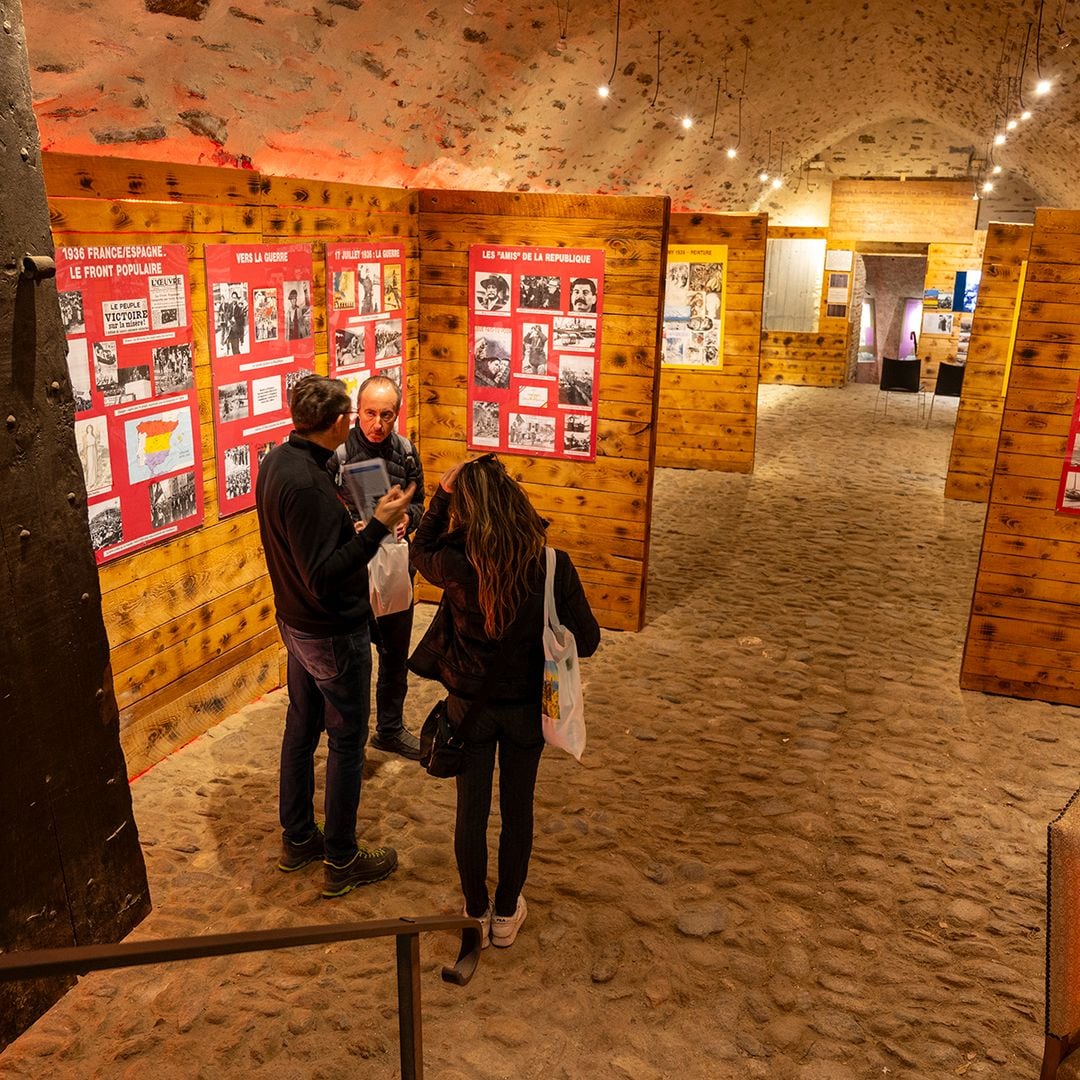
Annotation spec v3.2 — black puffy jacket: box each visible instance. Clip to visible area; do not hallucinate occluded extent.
[332,424,426,533]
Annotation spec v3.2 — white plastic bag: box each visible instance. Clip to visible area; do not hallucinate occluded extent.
[368,539,412,618]
[541,547,586,760]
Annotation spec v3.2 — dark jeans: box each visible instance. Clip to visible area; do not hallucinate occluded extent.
[449,695,544,918]
[278,619,371,865]
[369,602,414,737]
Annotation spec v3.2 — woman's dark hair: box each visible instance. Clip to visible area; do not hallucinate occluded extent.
[450,455,546,638]
[290,375,350,435]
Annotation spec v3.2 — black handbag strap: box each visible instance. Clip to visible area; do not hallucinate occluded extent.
[453,585,541,740]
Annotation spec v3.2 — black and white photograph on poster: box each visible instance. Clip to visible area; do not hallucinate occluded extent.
[224,444,251,501]
[689,261,723,303]
[75,417,112,496]
[285,368,314,404]
[335,328,366,367]
[473,328,512,388]
[253,288,278,343]
[358,264,382,315]
[472,400,500,445]
[101,297,150,336]
[474,272,511,313]
[284,282,312,340]
[923,310,954,335]
[519,275,561,310]
[67,337,93,412]
[507,412,556,453]
[558,355,594,407]
[553,316,597,352]
[149,274,187,329]
[564,414,591,454]
[332,270,355,311]
[1063,468,1080,508]
[383,266,403,311]
[569,277,599,313]
[683,333,712,368]
[152,342,194,394]
[256,440,276,468]
[251,374,283,416]
[93,339,119,395]
[374,319,403,360]
[58,289,85,335]
[521,323,549,376]
[149,470,197,529]
[118,364,152,403]
[218,380,249,423]
[88,497,123,552]
[379,364,402,389]
[214,282,250,357]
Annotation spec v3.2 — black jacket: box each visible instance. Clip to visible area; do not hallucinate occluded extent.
[408,487,601,703]
[334,424,426,534]
[256,432,389,635]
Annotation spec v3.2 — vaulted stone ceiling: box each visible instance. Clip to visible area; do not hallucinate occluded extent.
[20,0,1080,220]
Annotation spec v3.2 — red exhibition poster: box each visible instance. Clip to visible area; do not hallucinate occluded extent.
[205,243,316,516]
[326,241,407,433]
[467,244,604,461]
[56,243,204,565]
[1056,385,1080,514]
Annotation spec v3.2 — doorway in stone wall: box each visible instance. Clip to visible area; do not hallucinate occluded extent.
[851,246,929,385]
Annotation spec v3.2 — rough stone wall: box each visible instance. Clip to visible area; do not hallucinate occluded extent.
[19,0,1077,214]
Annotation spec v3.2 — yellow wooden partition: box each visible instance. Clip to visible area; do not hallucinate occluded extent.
[417,189,669,632]
[961,208,1080,705]
[945,223,1032,502]
[43,153,418,775]
[656,213,766,471]
[918,239,985,391]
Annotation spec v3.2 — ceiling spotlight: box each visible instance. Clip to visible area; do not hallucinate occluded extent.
[771,176,782,189]
[598,84,610,98]
[726,147,737,159]
[556,34,567,52]
[1021,109,1033,120]
[992,164,1002,175]
[463,0,476,11]
[680,115,693,130]
[759,170,769,183]
[1006,118,1018,130]
[1059,28,1074,48]
[994,133,1007,146]
[1036,78,1052,95]
[982,180,994,193]
[972,191,981,201]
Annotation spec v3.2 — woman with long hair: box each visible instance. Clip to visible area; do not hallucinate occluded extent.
[409,454,600,947]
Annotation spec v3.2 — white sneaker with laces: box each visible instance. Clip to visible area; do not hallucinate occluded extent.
[491,895,527,948]
[464,902,492,949]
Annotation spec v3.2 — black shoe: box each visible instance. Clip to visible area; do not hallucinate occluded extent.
[278,828,324,872]
[322,844,398,898]
[370,728,422,761]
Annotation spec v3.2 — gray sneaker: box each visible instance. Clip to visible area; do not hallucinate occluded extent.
[322,843,398,898]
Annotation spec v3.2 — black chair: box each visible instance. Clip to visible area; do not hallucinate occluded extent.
[925,361,965,426]
[874,356,925,420]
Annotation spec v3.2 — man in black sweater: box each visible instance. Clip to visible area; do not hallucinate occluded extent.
[336,375,426,761]
[256,375,414,898]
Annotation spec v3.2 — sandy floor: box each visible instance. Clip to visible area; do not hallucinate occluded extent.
[5,383,1080,1079]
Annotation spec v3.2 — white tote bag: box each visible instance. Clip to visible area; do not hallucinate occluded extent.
[368,539,412,618]
[541,547,586,760]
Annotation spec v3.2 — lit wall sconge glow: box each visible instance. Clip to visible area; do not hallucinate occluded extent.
[726,147,737,159]
[680,115,694,130]
[598,84,610,98]
[992,164,1002,174]
[771,176,782,189]
[1021,109,1033,120]
[1006,118,1018,130]
[1036,79,1052,95]
[994,133,1007,145]
[982,180,994,193]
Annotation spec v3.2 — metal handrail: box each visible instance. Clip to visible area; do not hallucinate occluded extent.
[0,914,484,1080]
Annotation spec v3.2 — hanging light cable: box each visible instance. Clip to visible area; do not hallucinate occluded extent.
[598,0,621,97]
[726,97,742,158]
[709,77,722,141]
[759,129,772,183]
[1035,0,1052,91]
[555,0,571,52]
[651,30,662,108]
[771,141,784,189]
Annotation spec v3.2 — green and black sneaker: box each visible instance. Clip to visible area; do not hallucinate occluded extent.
[322,843,398,898]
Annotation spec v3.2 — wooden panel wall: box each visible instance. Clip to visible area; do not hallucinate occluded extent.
[945,223,1032,502]
[656,213,766,472]
[43,153,418,776]
[417,189,668,632]
[830,179,980,244]
[759,226,848,387]
[960,208,1080,706]
[918,239,986,391]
